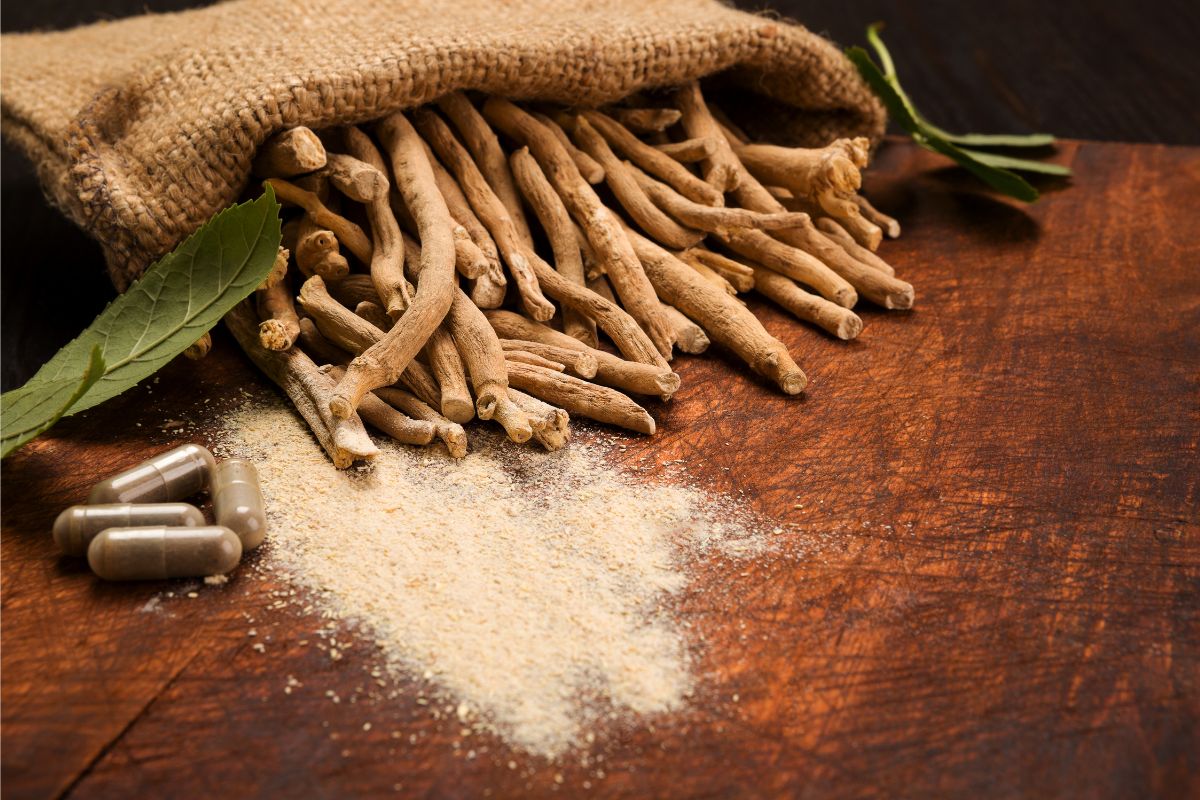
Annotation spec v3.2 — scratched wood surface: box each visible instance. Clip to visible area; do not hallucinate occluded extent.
[2,139,1197,799]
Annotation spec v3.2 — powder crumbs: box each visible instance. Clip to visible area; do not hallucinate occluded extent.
[218,399,767,758]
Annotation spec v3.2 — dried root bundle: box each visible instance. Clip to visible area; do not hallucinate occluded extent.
[227,84,912,466]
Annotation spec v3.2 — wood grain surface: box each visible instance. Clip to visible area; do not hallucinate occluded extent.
[2,139,1197,799]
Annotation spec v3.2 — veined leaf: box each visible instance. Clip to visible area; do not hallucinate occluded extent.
[1,347,105,458]
[0,187,282,458]
[848,24,1070,201]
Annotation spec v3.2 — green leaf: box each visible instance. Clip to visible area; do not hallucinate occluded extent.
[0,187,281,458]
[960,149,1074,176]
[1,347,105,458]
[847,25,1070,201]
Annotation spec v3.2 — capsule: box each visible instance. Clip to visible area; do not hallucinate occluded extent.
[87,526,242,581]
[53,503,205,557]
[87,443,217,505]
[212,459,267,550]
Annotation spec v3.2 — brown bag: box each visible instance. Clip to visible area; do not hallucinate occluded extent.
[1,0,883,289]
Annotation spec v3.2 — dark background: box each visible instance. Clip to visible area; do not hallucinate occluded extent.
[3,0,1198,389]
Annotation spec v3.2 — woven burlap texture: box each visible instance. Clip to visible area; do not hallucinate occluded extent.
[1,0,884,289]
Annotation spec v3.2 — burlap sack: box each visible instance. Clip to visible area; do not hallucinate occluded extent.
[1,0,884,290]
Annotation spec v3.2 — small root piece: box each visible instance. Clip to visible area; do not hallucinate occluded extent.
[653,137,717,162]
[319,152,390,203]
[295,217,350,280]
[752,264,863,340]
[579,110,723,207]
[627,229,807,395]
[506,360,656,435]
[227,301,377,468]
[683,248,756,292]
[425,325,475,423]
[183,332,213,360]
[253,127,327,178]
[258,246,290,290]
[734,138,871,222]
[609,107,682,133]
[856,194,901,239]
[499,339,598,379]
[508,147,597,347]
[508,389,570,451]
[266,178,372,264]
[719,227,857,307]
[675,80,742,193]
[660,303,710,354]
[343,127,409,317]
[571,116,704,250]
[630,165,810,237]
[535,111,604,184]
[374,386,469,458]
[257,277,301,351]
[485,311,679,399]
[815,218,896,276]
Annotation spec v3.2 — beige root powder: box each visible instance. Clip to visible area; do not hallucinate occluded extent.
[220,399,763,758]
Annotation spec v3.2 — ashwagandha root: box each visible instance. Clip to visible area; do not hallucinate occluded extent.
[415,108,556,322]
[436,92,535,247]
[295,216,350,280]
[504,349,566,372]
[373,385,468,458]
[856,194,901,239]
[535,112,605,185]
[720,226,857,307]
[483,98,676,358]
[299,276,450,416]
[816,218,896,276]
[267,178,372,264]
[297,317,352,366]
[653,137,717,163]
[257,276,301,350]
[627,228,807,395]
[227,301,377,467]
[321,366,436,447]
[329,112,457,419]
[609,107,682,133]
[506,360,656,434]
[750,264,863,341]
[183,332,213,360]
[571,116,705,250]
[258,246,291,290]
[660,304,710,354]
[424,325,475,424]
[343,126,410,317]
[508,147,596,347]
[733,137,871,223]
[485,310,679,399]
[682,248,755,292]
[252,127,327,178]
[630,166,810,237]
[499,339,598,379]
[399,233,534,443]
[236,82,915,461]
[675,80,742,193]
[507,389,570,452]
[577,110,723,207]
[317,152,390,203]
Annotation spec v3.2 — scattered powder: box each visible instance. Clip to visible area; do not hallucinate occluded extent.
[219,399,764,758]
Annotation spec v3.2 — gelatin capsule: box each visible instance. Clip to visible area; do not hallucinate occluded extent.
[53,502,205,557]
[212,459,267,550]
[87,443,217,505]
[87,526,242,581]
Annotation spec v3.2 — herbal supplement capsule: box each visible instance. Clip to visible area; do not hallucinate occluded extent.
[212,459,267,550]
[87,526,242,581]
[52,503,205,557]
[87,443,217,505]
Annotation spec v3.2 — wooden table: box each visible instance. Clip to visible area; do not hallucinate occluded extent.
[3,140,1197,798]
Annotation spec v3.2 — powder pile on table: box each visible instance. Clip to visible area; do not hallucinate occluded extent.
[220,399,765,757]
